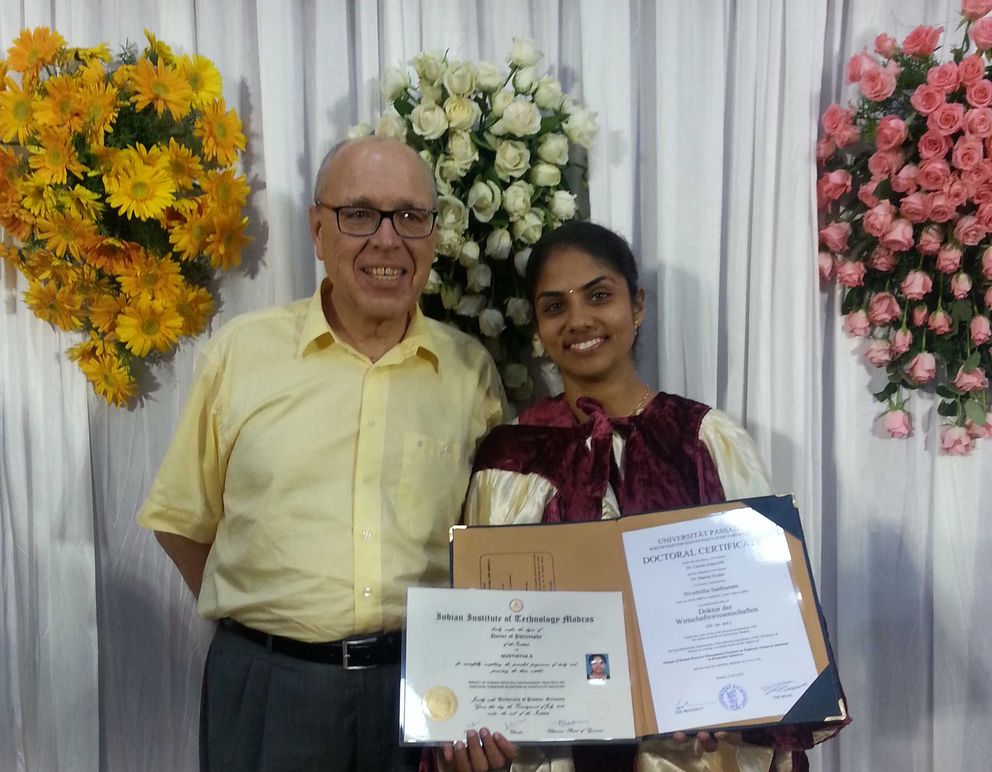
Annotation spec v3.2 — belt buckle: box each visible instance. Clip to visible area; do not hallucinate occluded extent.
[341,635,377,670]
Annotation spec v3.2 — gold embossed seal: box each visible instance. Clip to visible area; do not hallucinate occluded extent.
[423,686,458,721]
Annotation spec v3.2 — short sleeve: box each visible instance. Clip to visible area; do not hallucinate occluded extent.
[698,409,773,499]
[462,469,556,527]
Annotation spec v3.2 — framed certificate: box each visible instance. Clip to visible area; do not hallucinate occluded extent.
[422,494,847,742]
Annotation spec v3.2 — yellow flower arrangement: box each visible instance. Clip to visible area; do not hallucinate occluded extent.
[0,28,250,406]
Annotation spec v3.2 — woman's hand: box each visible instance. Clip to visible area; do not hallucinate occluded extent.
[672,730,727,754]
[442,728,519,771]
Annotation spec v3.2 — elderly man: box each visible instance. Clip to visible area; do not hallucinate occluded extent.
[139,137,512,771]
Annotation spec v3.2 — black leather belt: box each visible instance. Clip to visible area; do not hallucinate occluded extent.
[220,618,402,669]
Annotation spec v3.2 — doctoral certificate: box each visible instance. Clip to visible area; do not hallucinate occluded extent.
[402,587,636,743]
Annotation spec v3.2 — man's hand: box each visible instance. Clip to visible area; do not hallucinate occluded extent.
[154,531,212,598]
[443,728,518,771]
[672,730,727,755]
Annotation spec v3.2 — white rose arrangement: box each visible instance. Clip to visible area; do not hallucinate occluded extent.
[354,39,597,402]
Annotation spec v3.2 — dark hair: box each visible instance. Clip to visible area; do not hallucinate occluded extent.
[523,221,640,304]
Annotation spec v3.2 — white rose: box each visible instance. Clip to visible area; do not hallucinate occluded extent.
[443,61,477,96]
[435,154,470,185]
[380,67,411,101]
[502,180,534,220]
[456,293,487,317]
[467,262,492,291]
[533,78,564,110]
[424,269,442,294]
[444,96,482,131]
[413,50,446,84]
[447,130,479,165]
[435,227,464,257]
[564,108,598,148]
[531,334,546,357]
[478,308,506,337]
[437,195,469,232]
[467,179,502,222]
[549,190,577,220]
[537,133,569,165]
[420,82,443,105]
[492,98,542,137]
[508,38,543,68]
[419,149,434,166]
[512,66,537,95]
[458,240,480,267]
[560,95,576,114]
[476,61,505,92]
[506,297,532,327]
[502,362,529,389]
[512,210,544,244]
[346,122,371,139]
[490,90,514,117]
[494,140,530,181]
[485,228,512,260]
[410,102,448,139]
[529,162,561,187]
[513,247,531,277]
[374,112,407,140]
[441,284,462,309]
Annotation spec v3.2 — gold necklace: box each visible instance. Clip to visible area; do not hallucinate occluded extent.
[630,387,653,416]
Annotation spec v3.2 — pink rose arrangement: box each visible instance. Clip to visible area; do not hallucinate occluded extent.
[819,2,992,452]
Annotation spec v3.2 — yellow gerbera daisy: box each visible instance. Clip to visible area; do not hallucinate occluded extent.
[174,284,214,335]
[115,296,183,356]
[129,56,192,119]
[88,292,127,333]
[105,157,176,220]
[0,204,34,240]
[30,251,79,285]
[116,252,185,299]
[201,168,250,213]
[24,279,85,331]
[0,80,38,144]
[165,137,204,190]
[177,55,222,109]
[6,27,65,77]
[143,31,175,64]
[204,212,250,269]
[194,99,246,166]
[34,74,84,132]
[79,80,119,140]
[79,352,137,407]
[35,210,98,259]
[28,128,87,184]
[62,184,104,219]
[71,44,112,65]
[81,236,135,275]
[67,332,107,364]
[168,210,210,260]
[18,173,58,217]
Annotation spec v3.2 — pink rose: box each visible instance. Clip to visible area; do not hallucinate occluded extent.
[822,103,853,135]
[868,292,902,324]
[846,50,877,83]
[928,308,953,334]
[875,33,898,58]
[900,191,930,222]
[963,162,992,190]
[863,200,896,236]
[917,130,951,161]
[835,260,867,287]
[953,213,986,245]
[958,55,987,85]
[946,178,970,207]
[907,351,937,383]
[936,243,963,273]
[891,163,920,193]
[917,224,944,254]
[868,149,904,178]
[972,182,992,203]
[834,124,862,148]
[844,309,870,336]
[912,304,931,326]
[963,0,992,22]
[986,286,992,308]
[967,411,992,439]
[818,251,835,281]
[941,425,975,455]
[926,62,959,92]
[880,218,914,251]
[819,221,852,252]
[900,270,934,300]
[864,339,893,366]
[902,25,943,56]
[971,314,992,345]
[892,328,913,354]
[858,178,882,207]
[967,80,992,108]
[918,159,951,190]
[965,107,992,138]
[882,409,912,439]
[817,170,852,204]
[928,103,966,135]
[868,246,898,272]
[951,271,973,298]
[971,17,992,51]
[952,137,984,170]
[910,84,946,115]
[875,115,908,150]
[978,202,992,231]
[861,65,897,101]
[817,136,837,163]
[982,245,992,278]
[953,366,989,391]
[927,191,956,222]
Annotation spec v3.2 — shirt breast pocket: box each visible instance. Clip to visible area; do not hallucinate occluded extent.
[395,433,467,545]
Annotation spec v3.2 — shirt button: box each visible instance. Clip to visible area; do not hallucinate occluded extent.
[368,418,376,427]
[363,587,373,599]
[363,474,374,484]
[362,529,373,540]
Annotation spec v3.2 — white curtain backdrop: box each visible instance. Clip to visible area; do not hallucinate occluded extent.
[1,1,989,770]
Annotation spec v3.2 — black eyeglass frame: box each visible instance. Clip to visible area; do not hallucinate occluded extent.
[313,202,438,239]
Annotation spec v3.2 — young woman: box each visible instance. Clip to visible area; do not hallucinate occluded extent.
[461,221,834,772]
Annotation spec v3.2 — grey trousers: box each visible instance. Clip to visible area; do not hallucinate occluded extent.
[200,623,422,772]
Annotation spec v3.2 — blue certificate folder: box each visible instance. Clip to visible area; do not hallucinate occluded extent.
[449,493,849,738]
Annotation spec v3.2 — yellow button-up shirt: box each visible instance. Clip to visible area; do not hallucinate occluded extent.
[138,284,504,642]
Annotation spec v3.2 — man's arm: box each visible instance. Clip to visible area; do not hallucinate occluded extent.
[154,531,213,598]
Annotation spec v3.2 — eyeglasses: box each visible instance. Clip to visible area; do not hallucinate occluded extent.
[314,203,438,239]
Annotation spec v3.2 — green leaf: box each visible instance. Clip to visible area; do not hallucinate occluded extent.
[841,287,865,314]
[937,399,960,417]
[936,384,961,400]
[873,382,899,402]
[393,97,414,118]
[873,178,893,199]
[951,299,973,323]
[965,397,987,426]
[964,351,981,371]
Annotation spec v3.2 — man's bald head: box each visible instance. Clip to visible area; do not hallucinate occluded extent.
[312,136,437,205]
